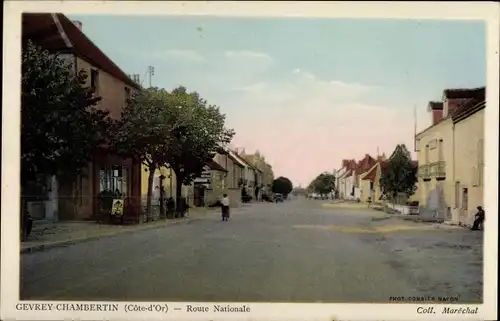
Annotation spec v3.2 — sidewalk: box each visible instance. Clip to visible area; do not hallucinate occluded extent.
[21,207,219,254]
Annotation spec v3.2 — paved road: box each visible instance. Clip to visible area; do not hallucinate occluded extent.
[21,199,483,303]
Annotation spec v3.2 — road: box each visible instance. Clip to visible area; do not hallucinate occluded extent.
[21,199,483,303]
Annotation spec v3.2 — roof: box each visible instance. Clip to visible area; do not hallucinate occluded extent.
[451,89,486,123]
[355,154,377,174]
[227,150,246,168]
[233,152,259,170]
[22,13,140,90]
[361,163,379,181]
[216,147,229,155]
[443,87,485,100]
[428,101,443,111]
[207,160,227,172]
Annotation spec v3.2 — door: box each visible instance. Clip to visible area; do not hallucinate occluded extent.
[461,187,469,223]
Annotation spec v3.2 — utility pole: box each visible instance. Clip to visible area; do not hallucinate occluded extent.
[413,105,417,152]
[148,66,155,88]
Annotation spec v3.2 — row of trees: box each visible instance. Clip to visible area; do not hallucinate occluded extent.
[22,41,234,219]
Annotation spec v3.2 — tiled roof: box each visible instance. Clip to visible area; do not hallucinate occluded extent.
[344,170,353,178]
[428,101,443,110]
[207,160,227,172]
[227,151,246,168]
[451,89,486,123]
[443,87,485,100]
[361,163,379,181]
[355,154,377,174]
[22,13,140,90]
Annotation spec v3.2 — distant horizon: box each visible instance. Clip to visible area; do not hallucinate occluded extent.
[67,15,486,187]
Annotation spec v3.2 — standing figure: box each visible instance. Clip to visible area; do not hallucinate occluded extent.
[221,194,230,221]
[471,206,485,230]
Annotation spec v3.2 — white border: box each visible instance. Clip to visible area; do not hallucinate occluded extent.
[2,1,498,320]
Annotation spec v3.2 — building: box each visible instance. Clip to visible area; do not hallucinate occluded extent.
[23,13,142,222]
[336,159,357,199]
[451,91,485,225]
[415,87,485,223]
[240,151,273,199]
[226,150,246,205]
[192,160,228,207]
[355,154,377,202]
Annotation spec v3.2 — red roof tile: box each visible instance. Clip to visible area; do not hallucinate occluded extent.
[355,154,377,174]
[22,13,140,90]
[362,163,379,181]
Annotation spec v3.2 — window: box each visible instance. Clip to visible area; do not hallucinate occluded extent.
[461,188,468,210]
[425,144,429,164]
[90,69,99,93]
[99,165,128,198]
[438,139,444,161]
[454,181,460,208]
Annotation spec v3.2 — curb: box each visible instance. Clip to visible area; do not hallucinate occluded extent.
[21,211,217,254]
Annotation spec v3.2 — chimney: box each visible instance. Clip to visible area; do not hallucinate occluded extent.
[72,20,83,31]
[432,110,443,125]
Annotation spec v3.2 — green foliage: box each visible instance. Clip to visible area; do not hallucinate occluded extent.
[272,177,293,196]
[308,172,335,196]
[162,86,235,185]
[112,87,186,218]
[21,40,111,184]
[379,144,417,200]
[112,87,182,168]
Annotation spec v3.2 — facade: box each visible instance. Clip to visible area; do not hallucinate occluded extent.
[23,13,142,222]
[336,159,357,199]
[355,154,377,202]
[451,97,485,225]
[240,152,272,199]
[227,150,246,206]
[415,87,485,223]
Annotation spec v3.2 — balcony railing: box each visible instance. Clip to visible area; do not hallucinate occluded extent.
[418,165,430,180]
[420,161,446,180]
[429,161,446,179]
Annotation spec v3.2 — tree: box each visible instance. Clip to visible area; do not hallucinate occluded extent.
[162,86,234,217]
[379,144,417,204]
[309,172,335,198]
[112,87,183,220]
[21,40,111,209]
[272,177,293,196]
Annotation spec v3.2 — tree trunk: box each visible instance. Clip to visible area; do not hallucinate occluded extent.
[146,164,156,222]
[175,173,183,218]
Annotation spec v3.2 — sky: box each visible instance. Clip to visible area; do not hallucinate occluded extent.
[68,15,486,187]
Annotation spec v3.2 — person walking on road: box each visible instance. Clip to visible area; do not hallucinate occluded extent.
[471,206,485,230]
[221,194,230,221]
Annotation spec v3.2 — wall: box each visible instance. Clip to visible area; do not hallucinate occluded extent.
[344,174,360,200]
[204,171,226,206]
[335,167,347,198]
[415,118,453,214]
[76,57,134,120]
[452,109,484,225]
